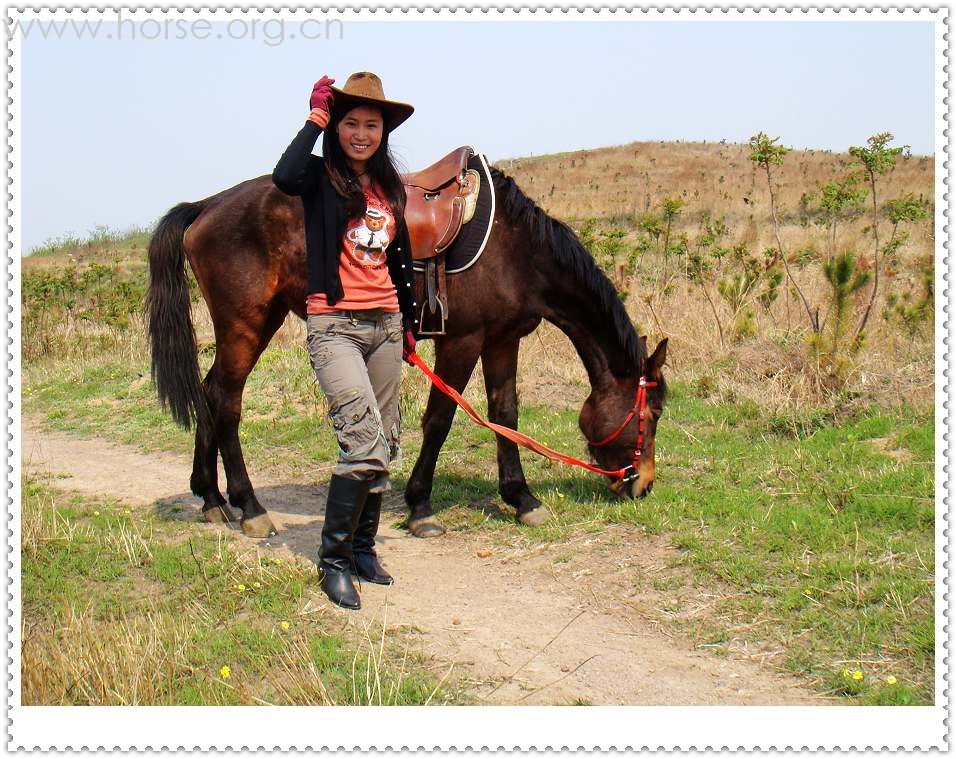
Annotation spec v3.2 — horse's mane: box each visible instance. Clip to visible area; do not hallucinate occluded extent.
[489,165,645,374]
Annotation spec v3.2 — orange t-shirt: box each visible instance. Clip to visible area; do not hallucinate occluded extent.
[307,184,401,315]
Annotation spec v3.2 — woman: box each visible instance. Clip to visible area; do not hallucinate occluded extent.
[272,72,419,610]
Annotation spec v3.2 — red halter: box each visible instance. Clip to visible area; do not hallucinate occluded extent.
[589,376,657,483]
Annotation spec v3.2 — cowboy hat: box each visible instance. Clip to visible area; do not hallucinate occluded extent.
[331,72,415,132]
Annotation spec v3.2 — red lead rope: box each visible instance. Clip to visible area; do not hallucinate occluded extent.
[407,351,654,482]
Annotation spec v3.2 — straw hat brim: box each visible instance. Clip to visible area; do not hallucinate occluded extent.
[331,89,415,132]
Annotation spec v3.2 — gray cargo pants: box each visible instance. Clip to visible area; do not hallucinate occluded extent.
[306,309,404,493]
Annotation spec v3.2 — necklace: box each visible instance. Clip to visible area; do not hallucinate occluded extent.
[346,168,368,187]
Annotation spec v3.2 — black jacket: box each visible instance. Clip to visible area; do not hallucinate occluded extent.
[271,120,418,335]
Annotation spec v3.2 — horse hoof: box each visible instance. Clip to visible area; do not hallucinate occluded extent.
[408,516,445,538]
[241,513,278,538]
[518,505,552,527]
[203,504,240,524]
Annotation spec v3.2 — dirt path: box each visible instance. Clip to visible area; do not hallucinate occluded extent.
[21,418,824,706]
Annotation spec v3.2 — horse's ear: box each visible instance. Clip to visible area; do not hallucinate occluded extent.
[647,338,668,380]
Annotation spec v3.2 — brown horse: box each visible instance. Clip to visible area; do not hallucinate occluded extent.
[146,160,667,538]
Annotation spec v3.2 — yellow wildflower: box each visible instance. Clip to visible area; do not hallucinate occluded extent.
[253,582,261,589]
[852,670,864,681]
[841,668,850,678]
[280,621,291,631]
[236,584,246,592]
[93,511,100,516]
[887,676,897,685]
[219,665,231,679]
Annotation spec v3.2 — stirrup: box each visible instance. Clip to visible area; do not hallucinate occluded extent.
[417,298,446,336]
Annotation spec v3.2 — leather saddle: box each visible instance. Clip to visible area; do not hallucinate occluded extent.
[402,146,480,335]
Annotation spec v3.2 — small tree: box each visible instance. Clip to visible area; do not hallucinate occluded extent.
[629,234,654,275]
[849,132,909,342]
[577,218,599,254]
[659,196,684,282]
[716,245,762,342]
[813,174,868,258]
[669,232,689,278]
[823,252,871,356]
[884,255,933,338]
[687,218,730,348]
[637,213,663,253]
[749,132,820,332]
[811,251,871,388]
[594,228,629,290]
[758,266,784,324]
[882,193,930,268]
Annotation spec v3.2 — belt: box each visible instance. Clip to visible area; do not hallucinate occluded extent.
[338,308,397,322]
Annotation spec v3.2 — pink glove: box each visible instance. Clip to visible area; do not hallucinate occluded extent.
[309,76,335,114]
[402,329,417,365]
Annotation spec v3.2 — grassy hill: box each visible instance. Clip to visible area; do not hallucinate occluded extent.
[493,136,934,411]
[496,138,932,230]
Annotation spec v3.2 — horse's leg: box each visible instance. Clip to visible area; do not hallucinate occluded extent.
[480,339,551,526]
[190,368,236,523]
[210,306,288,537]
[405,333,483,538]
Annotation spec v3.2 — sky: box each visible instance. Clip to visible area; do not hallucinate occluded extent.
[20,17,936,253]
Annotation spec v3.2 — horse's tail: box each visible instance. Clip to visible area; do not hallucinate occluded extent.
[145,200,211,433]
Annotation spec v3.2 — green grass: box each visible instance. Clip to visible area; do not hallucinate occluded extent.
[24,347,936,704]
[20,235,936,704]
[21,476,460,705]
[25,224,153,258]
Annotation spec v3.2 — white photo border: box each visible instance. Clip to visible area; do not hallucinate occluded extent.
[4,5,949,751]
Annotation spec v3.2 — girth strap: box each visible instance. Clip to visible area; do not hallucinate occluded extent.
[420,258,447,335]
[425,258,438,313]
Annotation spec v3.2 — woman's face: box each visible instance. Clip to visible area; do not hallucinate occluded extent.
[337,105,384,166]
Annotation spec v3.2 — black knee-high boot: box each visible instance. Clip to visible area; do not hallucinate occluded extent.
[319,474,371,609]
[352,491,394,585]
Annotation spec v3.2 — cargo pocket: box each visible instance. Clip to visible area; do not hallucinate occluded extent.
[306,323,333,370]
[384,313,403,343]
[328,389,379,457]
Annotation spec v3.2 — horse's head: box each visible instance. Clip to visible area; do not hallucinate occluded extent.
[579,337,667,499]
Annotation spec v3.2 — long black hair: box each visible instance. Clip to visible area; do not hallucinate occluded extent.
[322,103,407,224]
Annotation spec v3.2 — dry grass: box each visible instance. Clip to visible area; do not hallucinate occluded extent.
[493,138,934,411]
[20,477,458,706]
[498,139,932,230]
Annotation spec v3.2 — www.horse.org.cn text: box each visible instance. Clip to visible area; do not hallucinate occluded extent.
[5,13,346,46]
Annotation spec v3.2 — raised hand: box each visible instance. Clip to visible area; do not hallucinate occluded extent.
[309,75,335,115]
